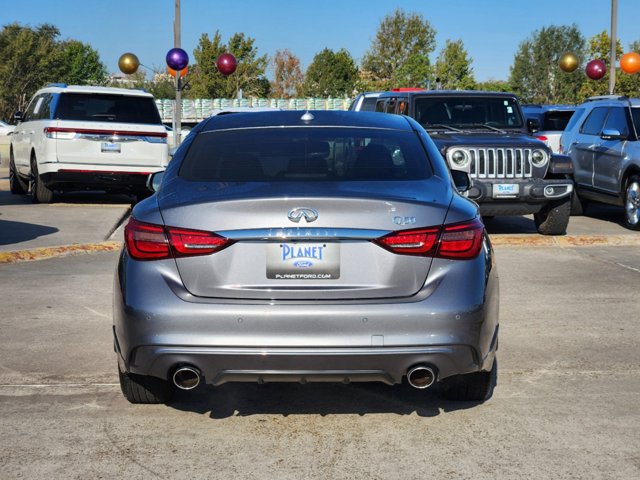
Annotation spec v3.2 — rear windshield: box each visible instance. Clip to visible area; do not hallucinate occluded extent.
[541,110,575,131]
[414,96,524,129]
[179,127,433,182]
[54,93,162,124]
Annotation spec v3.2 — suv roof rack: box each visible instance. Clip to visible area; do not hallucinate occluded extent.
[45,83,68,89]
[586,95,628,102]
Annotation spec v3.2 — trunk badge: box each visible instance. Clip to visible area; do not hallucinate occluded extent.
[288,208,318,223]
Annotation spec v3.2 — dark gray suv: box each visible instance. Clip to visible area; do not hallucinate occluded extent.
[563,95,640,229]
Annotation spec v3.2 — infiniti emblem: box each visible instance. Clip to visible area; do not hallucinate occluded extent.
[288,207,318,223]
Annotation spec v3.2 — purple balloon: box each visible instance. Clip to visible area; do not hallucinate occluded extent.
[585,59,606,80]
[166,48,189,71]
[216,53,237,76]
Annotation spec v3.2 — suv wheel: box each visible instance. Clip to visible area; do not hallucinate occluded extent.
[118,364,173,404]
[9,151,27,195]
[439,361,496,402]
[624,175,640,230]
[534,197,571,235]
[30,155,54,204]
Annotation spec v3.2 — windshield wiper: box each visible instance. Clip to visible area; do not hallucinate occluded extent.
[423,124,463,132]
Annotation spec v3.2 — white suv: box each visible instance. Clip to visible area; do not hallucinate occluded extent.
[9,84,169,202]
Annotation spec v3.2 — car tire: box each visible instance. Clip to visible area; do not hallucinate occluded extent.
[439,361,496,402]
[570,191,587,216]
[624,175,640,231]
[30,155,54,204]
[534,197,571,235]
[118,364,173,404]
[9,151,27,195]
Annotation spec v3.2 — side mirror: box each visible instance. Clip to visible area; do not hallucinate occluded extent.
[527,118,540,133]
[13,111,23,123]
[601,129,626,141]
[146,170,165,192]
[451,169,471,193]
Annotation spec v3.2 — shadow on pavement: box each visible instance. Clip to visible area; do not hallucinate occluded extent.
[0,189,135,206]
[0,218,58,245]
[168,381,486,419]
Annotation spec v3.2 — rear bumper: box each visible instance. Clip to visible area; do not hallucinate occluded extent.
[40,169,159,192]
[113,238,499,385]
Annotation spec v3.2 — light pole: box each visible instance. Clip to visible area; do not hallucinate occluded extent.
[174,0,181,147]
[608,0,617,95]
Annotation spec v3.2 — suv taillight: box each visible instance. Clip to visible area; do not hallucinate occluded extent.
[124,218,233,260]
[374,218,485,260]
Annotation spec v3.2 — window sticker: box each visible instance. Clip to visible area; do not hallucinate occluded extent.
[507,107,513,113]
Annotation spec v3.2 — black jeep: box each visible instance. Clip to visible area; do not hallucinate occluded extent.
[373,90,574,235]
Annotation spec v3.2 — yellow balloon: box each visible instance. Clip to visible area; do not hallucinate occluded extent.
[118,53,140,75]
[559,53,579,73]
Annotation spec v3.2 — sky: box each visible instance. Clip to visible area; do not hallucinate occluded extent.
[2,0,639,83]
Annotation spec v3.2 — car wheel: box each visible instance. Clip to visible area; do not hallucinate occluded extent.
[118,364,173,404]
[30,155,54,204]
[533,197,571,235]
[570,191,587,216]
[439,361,496,402]
[624,175,640,231]
[9,151,27,195]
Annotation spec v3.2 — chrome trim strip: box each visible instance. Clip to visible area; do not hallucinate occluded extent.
[154,346,455,356]
[217,227,390,241]
[78,133,148,142]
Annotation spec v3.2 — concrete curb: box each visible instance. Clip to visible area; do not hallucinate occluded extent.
[1,234,638,265]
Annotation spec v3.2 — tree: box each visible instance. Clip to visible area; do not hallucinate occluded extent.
[0,23,108,120]
[432,39,475,90]
[361,9,436,89]
[509,24,586,104]
[57,40,107,86]
[302,48,358,97]
[188,31,268,99]
[476,79,512,92]
[271,49,304,98]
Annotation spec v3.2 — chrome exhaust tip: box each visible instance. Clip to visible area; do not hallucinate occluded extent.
[407,365,436,389]
[172,366,201,390]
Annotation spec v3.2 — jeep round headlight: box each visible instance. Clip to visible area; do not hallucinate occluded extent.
[448,148,471,169]
[531,148,549,167]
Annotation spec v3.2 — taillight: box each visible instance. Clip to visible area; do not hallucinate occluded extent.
[124,218,232,260]
[536,135,548,142]
[374,218,484,260]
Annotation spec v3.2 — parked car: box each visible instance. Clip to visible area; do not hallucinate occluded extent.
[114,110,499,405]
[9,84,169,203]
[521,104,576,153]
[562,95,640,229]
[0,120,15,136]
[371,90,574,235]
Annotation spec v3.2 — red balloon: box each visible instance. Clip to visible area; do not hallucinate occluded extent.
[585,59,606,80]
[216,53,237,76]
[620,52,640,74]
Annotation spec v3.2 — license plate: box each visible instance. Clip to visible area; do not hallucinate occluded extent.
[492,183,519,198]
[267,242,340,279]
[101,142,121,153]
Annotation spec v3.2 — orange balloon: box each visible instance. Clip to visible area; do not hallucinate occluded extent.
[620,52,640,74]
[167,66,188,77]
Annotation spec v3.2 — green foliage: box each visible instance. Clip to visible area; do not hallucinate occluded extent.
[476,79,513,92]
[188,31,268,99]
[509,24,586,104]
[432,39,475,90]
[302,48,358,97]
[0,23,107,120]
[361,9,436,90]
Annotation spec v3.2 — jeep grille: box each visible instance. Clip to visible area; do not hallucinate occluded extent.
[468,148,534,179]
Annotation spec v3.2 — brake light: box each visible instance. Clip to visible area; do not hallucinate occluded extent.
[124,218,232,260]
[374,218,484,260]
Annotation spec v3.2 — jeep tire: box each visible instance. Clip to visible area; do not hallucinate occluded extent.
[534,197,571,235]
